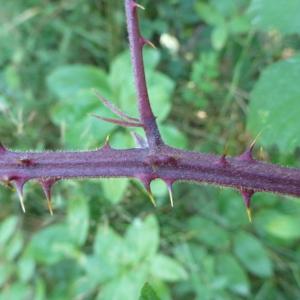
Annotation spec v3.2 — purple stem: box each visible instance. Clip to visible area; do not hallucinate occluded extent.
[1,145,300,197]
[125,0,163,149]
[1,0,300,212]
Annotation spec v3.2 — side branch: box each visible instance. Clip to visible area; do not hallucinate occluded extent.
[125,0,163,149]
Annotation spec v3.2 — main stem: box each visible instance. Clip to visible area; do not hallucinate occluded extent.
[1,0,300,213]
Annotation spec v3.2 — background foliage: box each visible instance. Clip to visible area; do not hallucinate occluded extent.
[1,0,300,299]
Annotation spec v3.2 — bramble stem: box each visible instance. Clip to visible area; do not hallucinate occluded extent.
[1,0,300,213]
[125,0,163,149]
[1,146,300,197]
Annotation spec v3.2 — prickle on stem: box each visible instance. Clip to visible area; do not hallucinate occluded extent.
[133,2,145,10]
[240,189,255,223]
[13,180,26,213]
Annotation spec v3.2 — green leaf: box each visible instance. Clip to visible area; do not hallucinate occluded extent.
[0,216,18,247]
[139,283,161,300]
[254,209,300,240]
[96,270,147,300]
[216,254,250,296]
[94,226,124,265]
[51,89,116,148]
[247,56,300,153]
[109,50,174,122]
[27,225,77,265]
[47,64,110,98]
[101,178,129,204]
[125,215,159,262]
[233,231,273,277]
[67,196,89,246]
[150,254,188,282]
[248,0,300,34]
[212,26,228,50]
[188,216,230,249]
[160,124,188,149]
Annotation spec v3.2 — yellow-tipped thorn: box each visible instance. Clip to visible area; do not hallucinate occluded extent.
[145,39,156,49]
[105,135,110,144]
[250,129,264,149]
[246,207,252,223]
[147,192,157,207]
[167,186,174,208]
[17,189,26,213]
[47,198,54,216]
[135,3,145,10]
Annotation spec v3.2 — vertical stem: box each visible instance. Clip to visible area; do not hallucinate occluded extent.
[125,0,163,149]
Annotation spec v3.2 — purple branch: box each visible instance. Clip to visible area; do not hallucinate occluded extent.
[1,0,300,216]
[125,0,163,149]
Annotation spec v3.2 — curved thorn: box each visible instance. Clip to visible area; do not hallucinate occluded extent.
[133,2,145,10]
[131,132,148,148]
[13,179,26,213]
[92,114,143,128]
[219,154,228,167]
[93,90,139,122]
[167,184,174,208]
[246,208,252,223]
[240,189,255,223]
[0,142,7,154]
[147,191,157,207]
[142,38,156,49]
[40,179,56,216]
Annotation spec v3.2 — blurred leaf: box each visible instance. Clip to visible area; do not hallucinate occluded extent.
[27,224,77,265]
[17,255,35,283]
[160,124,188,149]
[96,269,147,300]
[5,231,23,261]
[247,56,300,153]
[254,209,300,240]
[150,254,188,282]
[139,283,161,300]
[212,26,228,50]
[101,178,129,204]
[125,215,159,262]
[67,196,89,246]
[110,49,174,122]
[188,216,230,249]
[233,231,273,277]
[248,0,300,34]
[0,216,18,247]
[195,3,224,26]
[94,226,124,264]
[216,254,250,296]
[0,282,32,300]
[47,65,110,98]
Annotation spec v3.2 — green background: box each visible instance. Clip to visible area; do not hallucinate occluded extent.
[0,0,300,299]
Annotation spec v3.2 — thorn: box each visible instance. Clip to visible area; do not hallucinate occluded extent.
[246,207,252,223]
[92,114,143,127]
[140,177,157,207]
[219,154,228,167]
[40,178,59,215]
[167,184,174,207]
[147,191,157,207]
[0,142,7,154]
[240,189,255,223]
[133,2,145,10]
[142,38,156,49]
[131,132,148,148]
[239,131,263,162]
[92,89,139,122]
[13,179,26,213]
[102,135,111,150]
